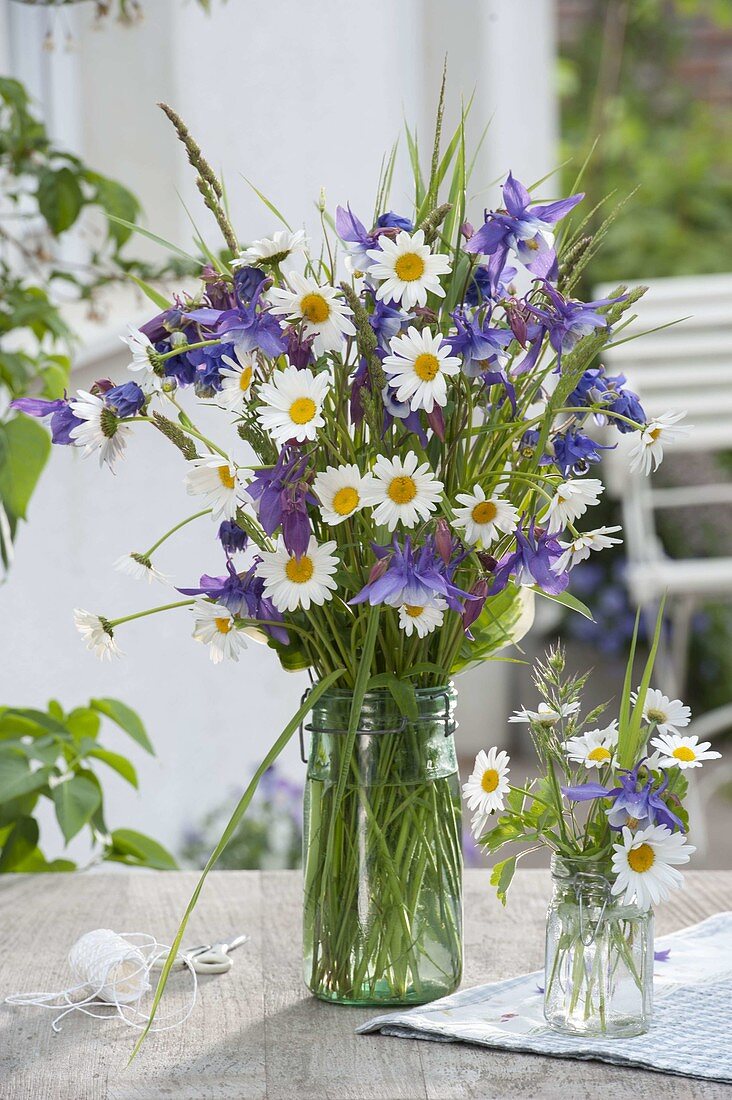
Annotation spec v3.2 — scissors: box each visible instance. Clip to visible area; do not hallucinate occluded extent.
[151,933,249,975]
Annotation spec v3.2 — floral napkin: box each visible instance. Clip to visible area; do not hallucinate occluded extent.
[358,912,732,1082]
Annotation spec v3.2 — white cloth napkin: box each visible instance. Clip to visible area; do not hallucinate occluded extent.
[358,911,732,1082]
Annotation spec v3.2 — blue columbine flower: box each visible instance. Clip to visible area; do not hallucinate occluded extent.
[525,282,626,369]
[376,211,414,232]
[179,560,288,644]
[465,262,518,306]
[464,173,583,283]
[11,396,83,445]
[216,276,286,358]
[104,382,146,418]
[490,522,570,596]
[447,308,514,379]
[567,366,646,432]
[550,429,613,475]
[350,535,469,611]
[367,293,409,350]
[247,448,315,558]
[218,520,249,554]
[562,760,684,833]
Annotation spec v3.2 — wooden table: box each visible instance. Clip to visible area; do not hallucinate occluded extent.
[1,870,730,1100]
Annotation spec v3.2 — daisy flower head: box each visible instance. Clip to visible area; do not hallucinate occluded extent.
[120,325,158,391]
[635,688,691,736]
[382,326,460,413]
[256,365,330,446]
[367,229,451,308]
[69,390,130,470]
[268,273,355,355]
[611,823,695,910]
[398,597,447,638]
[543,478,604,534]
[232,228,307,269]
[184,454,242,520]
[453,485,520,547]
[649,732,721,771]
[462,747,511,818]
[553,525,623,573]
[114,552,167,584]
[564,722,618,769]
[361,452,443,532]
[73,609,120,661]
[256,536,339,612]
[629,411,690,476]
[216,345,256,414]
[313,464,367,526]
[192,601,248,664]
[509,700,580,726]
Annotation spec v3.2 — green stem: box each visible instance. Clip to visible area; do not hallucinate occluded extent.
[144,509,211,557]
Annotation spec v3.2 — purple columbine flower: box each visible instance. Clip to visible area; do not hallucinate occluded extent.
[178,560,288,644]
[654,949,671,963]
[350,535,470,611]
[285,326,316,370]
[446,308,514,379]
[216,277,286,358]
[218,520,249,554]
[104,382,146,418]
[367,293,409,350]
[376,211,414,232]
[465,262,518,306]
[464,172,583,283]
[247,448,315,558]
[562,761,685,833]
[567,366,647,432]
[490,522,570,596]
[551,429,613,475]
[11,396,83,445]
[525,282,626,369]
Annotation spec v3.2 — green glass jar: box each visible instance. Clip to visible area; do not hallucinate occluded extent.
[544,855,654,1037]
[302,684,463,1005]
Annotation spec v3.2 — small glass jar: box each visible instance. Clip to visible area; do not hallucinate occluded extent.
[544,855,653,1037]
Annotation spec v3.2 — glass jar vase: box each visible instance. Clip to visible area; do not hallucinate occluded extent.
[302,684,463,1006]
[544,855,653,1037]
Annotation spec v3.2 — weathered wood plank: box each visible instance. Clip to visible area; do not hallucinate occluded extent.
[0,870,730,1099]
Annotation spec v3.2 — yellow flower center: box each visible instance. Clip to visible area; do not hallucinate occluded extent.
[472,500,498,525]
[214,616,232,635]
[649,427,662,442]
[239,366,253,392]
[387,475,417,504]
[673,745,696,762]
[332,486,359,516]
[218,465,235,490]
[285,554,314,584]
[289,397,317,425]
[626,817,640,829]
[300,293,330,324]
[404,605,424,618]
[627,843,655,873]
[647,708,666,725]
[481,768,499,793]
[394,252,425,282]
[413,353,440,382]
[587,745,612,763]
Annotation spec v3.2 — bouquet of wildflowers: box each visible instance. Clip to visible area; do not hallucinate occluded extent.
[464,619,719,1033]
[13,89,689,1026]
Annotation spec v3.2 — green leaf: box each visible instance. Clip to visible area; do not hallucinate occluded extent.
[130,665,345,1060]
[65,707,101,743]
[0,754,53,801]
[490,855,517,906]
[85,745,138,788]
[0,790,39,828]
[106,829,176,869]
[531,587,594,621]
[52,773,102,842]
[37,167,84,235]
[453,584,535,674]
[90,698,154,755]
[85,172,140,247]
[481,816,525,852]
[0,415,51,522]
[127,274,172,311]
[2,708,69,737]
[367,673,418,721]
[0,817,39,871]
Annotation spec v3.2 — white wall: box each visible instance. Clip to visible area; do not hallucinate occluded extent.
[1,0,557,862]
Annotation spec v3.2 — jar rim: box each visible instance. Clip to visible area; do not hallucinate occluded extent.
[317,683,455,700]
[550,853,615,881]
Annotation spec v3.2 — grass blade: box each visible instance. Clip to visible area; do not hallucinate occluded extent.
[241,176,293,231]
[107,215,199,263]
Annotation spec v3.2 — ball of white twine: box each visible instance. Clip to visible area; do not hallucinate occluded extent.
[5,928,197,1033]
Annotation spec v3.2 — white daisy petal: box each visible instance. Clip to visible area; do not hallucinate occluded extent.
[649,732,721,770]
[564,722,618,769]
[367,230,451,309]
[382,325,460,413]
[256,365,330,446]
[232,228,307,269]
[462,747,511,818]
[361,451,443,532]
[256,537,339,612]
[268,274,354,356]
[553,525,623,573]
[68,390,131,470]
[398,598,447,638]
[610,823,695,911]
[73,609,121,660]
[542,478,604,534]
[114,553,168,584]
[634,687,691,736]
[184,453,242,520]
[313,464,367,526]
[453,484,519,547]
[629,411,691,475]
[192,601,248,664]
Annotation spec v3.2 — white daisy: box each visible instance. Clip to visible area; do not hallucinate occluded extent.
[231,228,307,269]
[543,478,604,534]
[649,732,721,770]
[462,747,511,818]
[611,824,695,911]
[268,273,355,355]
[313,464,367,526]
[382,326,461,413]
[257,365,330,446]
[634,688,691,735]
[120,325,158,391]
[216,345,256,414]
[367,230,451,308]
[629,411,690,475]
[564,722,619,769]
[361,452,443,532]
[184,454,242,520]
[114,553,168,584]
[398,598,447,638]
[553,525,623,573]
[73,609,121,661]
[453,485,519,547]
[509,701,580,725]
[191,601,248,664]
[69,391,131,470]
[256,536,339,612]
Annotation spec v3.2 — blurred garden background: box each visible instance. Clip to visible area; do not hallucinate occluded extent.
[1,0,731,874]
